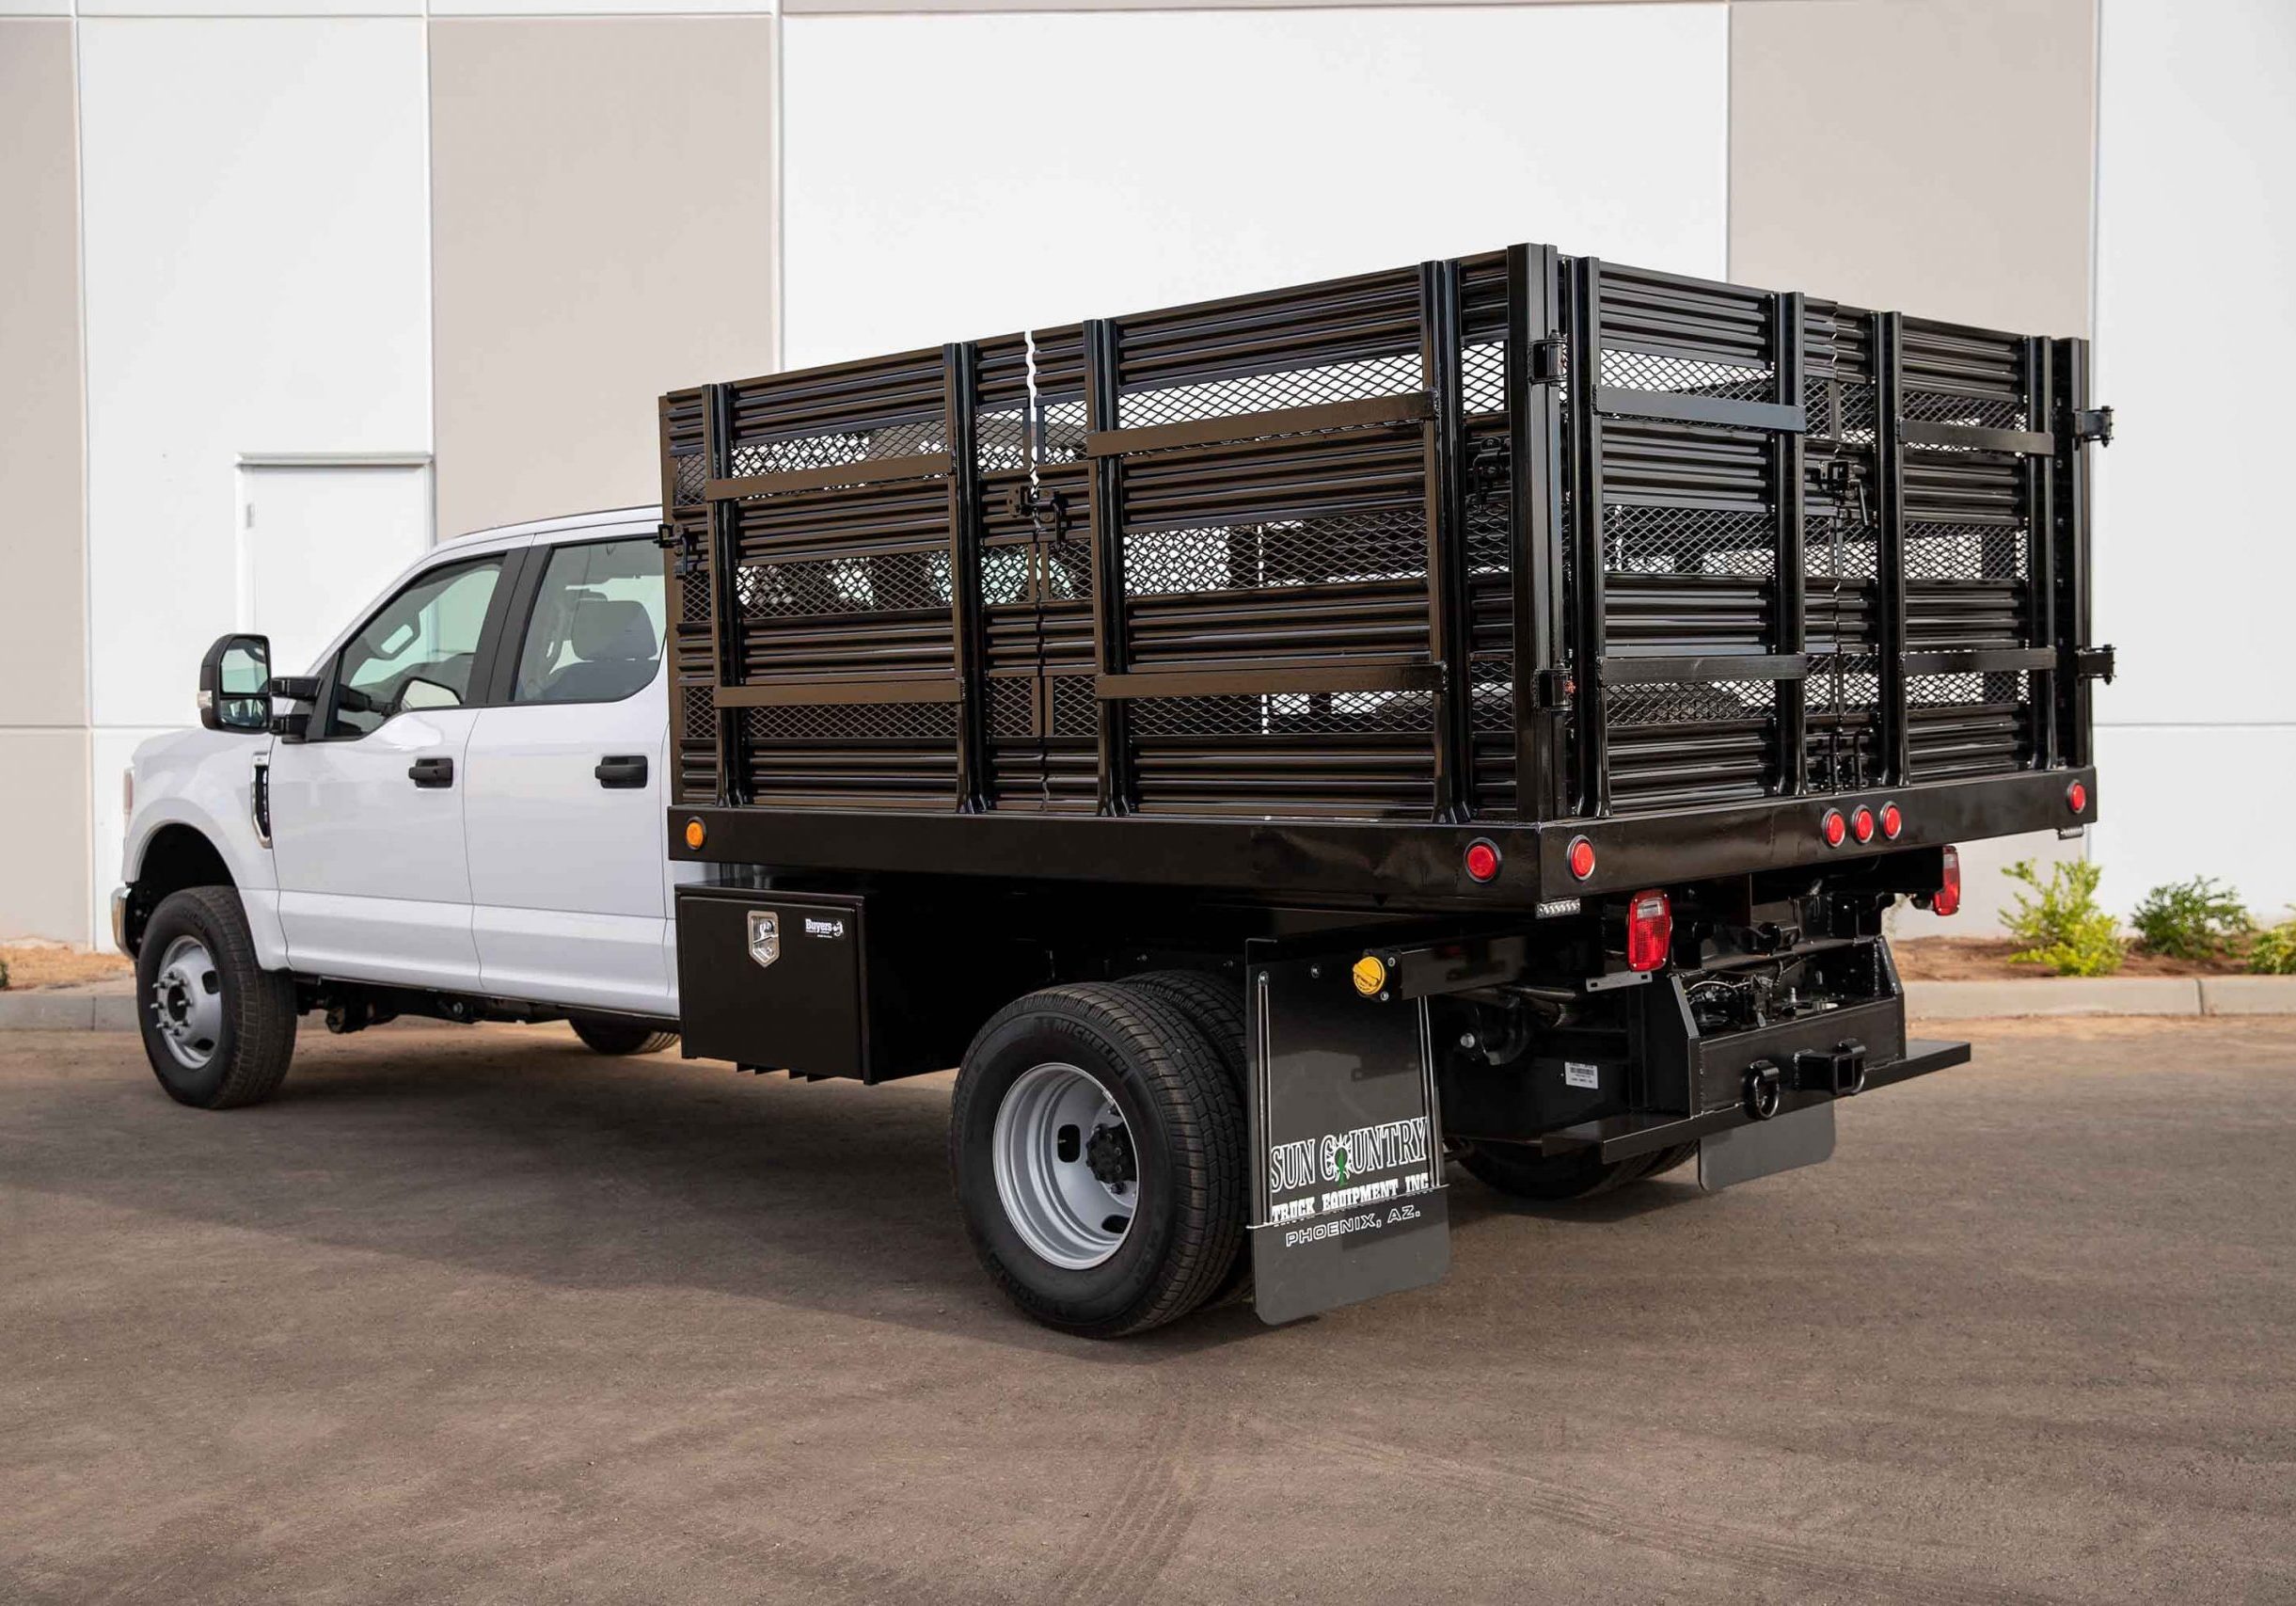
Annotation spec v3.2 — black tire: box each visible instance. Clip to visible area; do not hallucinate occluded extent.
[135,885,297,1110]
[951,982,1245,1338]
[1123,969,1254,1306]
[1123,969,1245,1086]
[570,1016,680,1057]
[1459,1139,1663,1202]
[1641,1141,1700,1181]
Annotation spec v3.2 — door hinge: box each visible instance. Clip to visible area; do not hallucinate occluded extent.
[1526,667,1575,710]
[2069,644,2116,683]
[1528,336,1565,386]
[2069,405,2114,447]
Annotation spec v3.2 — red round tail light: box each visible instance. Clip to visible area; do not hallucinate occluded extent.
[1851,805,1876,844]
[2066,779,2089,816]
[1880,802,1904,840]
[1566,835,1597,881]
[1821,808,1846,848]
[1464,838,1502,884]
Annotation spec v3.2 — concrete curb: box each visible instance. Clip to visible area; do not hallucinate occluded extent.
[0,988,138,1031]
[1906,975,2296,1018]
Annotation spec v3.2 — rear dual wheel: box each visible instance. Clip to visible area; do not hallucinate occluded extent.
[951,981,1245,1338]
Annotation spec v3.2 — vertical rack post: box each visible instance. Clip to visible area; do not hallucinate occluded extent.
[1873,311,1909,787]
[1508,244,1567,821]
[1419,260,1474,822]
[2022,334,2057,769]
[1082,318,1134,815]
[2051,338,2095,769]
[1564,256,1609,817]
[942,342,991,811]
[1773,291,1808,797]
[704,381,750,806]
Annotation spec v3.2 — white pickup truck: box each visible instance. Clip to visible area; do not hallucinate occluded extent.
[118,506,689,1107]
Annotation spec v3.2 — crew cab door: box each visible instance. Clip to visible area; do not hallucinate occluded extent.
[267,552,516,988]
[463,533,675,1015]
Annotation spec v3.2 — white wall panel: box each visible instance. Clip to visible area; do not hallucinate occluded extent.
[784,5,1727,368]
[2091,0,2293,913]
[80,19,432,734]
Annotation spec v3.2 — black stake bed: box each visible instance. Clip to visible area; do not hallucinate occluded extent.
[659,241,2105,909]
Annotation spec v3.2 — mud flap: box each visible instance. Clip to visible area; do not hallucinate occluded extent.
[1246,955,1449,1325]
[1698,1101,1835,1191]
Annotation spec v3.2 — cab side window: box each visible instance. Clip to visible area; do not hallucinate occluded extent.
[325,558,504,739]
[510,538,667,705]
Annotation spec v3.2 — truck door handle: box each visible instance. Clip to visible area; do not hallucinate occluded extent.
[409,755,455,788]
[594,754,648,789]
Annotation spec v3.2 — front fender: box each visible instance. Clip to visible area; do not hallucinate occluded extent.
[124,728,284,969]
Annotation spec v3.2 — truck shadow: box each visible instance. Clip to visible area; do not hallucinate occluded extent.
[12,1026,1279,1360]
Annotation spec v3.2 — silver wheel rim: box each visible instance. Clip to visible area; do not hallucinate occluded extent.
[991,1062,1137,1269]
[150,934,225,1072]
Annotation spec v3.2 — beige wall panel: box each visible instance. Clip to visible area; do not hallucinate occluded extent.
[792,0,1686,10]
[430,18,776,540]
[1729,0,2095,337]
[0,21,87,729]
[0,731,92,945]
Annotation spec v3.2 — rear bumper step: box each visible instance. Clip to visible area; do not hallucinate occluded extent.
[1539,1037,1971,1164]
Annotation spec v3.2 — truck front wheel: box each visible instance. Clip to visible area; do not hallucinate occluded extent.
[951,983,1244,1337]
[135,886,297,1110]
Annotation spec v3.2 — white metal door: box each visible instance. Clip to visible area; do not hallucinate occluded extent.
[464,533,674,1015]
[237,459,432,679]
[268,550,509,989]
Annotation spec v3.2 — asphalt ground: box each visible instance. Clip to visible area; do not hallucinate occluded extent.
[2,1016,2290,1604]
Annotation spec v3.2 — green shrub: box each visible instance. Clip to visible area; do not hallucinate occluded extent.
[2003,858,2124,978]
[2249,921,2296,977]
[2130,877,2253,962]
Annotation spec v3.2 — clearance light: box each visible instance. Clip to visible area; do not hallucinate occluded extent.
[1880,802,1904,840]
[1931,845,1963,917]
[1852,805,1876,844]
[1351,955,1388,997]
[1464,838,1502,884]
[683,818,706,851]
[1566,835,1597,881]
[1821,808,1847,849]
[1625,890,1672,973]
[2066,779,2089,816]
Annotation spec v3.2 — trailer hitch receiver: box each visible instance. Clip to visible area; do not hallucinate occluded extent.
[1792,1041,1868,1097]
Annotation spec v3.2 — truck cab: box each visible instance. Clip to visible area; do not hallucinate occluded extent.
[118,505,689,1090]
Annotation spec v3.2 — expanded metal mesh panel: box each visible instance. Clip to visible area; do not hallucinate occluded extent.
[1601,347,1773,400]
[1469,662,1514,735]
[727,417,944,480]
[672,453,707,505]
[1607,679,1776,727]
[740,700,960,811]
[1122,509,1424,597]
[1462,342,1507,415]
[976,399,1089,474]
[1805,515,1881,580]
[1128,688,1435,819]
[1604,504,1775,578]
[1123,689,1435,738]
[1118,355,1422,432]
[1904,521,2027,582]
[1901,389,2027,432]
[735,550,950,618]
[988,677,1033,738]
[1803,653,1882,791]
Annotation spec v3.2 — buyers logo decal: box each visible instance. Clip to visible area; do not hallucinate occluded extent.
[803,916,847,939]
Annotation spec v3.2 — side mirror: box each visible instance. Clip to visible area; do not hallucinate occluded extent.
[197,634,272,734]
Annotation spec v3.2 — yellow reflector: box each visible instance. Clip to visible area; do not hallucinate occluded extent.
[683,818,706,851]
[1351,955,1387,996]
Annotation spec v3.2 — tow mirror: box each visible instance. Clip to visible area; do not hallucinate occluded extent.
[197,634,272,734]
